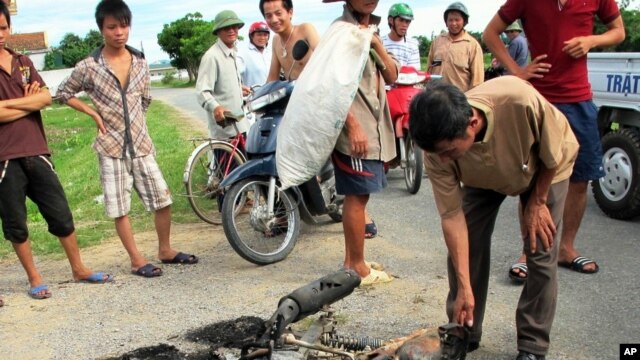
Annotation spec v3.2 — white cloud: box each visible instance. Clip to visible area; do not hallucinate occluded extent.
[10,0,507,63]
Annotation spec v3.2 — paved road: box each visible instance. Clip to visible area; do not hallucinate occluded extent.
[151,86,640,359]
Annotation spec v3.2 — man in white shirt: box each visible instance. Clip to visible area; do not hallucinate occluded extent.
[382,3,421,70]
[237,21,272,88]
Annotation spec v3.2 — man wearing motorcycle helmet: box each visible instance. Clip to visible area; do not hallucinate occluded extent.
[195,10,251,140]
[426,2,483,91]
[382,3,421,70]
[259,0,320,81]
[237,21,272,87]
[322,0,399,286]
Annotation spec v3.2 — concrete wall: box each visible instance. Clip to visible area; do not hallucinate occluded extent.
[39,68,74,96]
[41,68,190,95]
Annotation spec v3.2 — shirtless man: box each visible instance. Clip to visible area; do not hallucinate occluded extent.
[259,0,320,81]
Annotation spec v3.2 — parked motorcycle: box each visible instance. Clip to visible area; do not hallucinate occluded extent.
[219,40,343,266]
[385,66,441,194]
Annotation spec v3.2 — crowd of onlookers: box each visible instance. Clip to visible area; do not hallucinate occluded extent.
[0,0,625,359]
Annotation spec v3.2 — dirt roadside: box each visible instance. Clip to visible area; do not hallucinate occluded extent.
[0,222,459,360]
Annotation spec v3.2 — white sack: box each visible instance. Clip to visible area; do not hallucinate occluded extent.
[276,21,373,189]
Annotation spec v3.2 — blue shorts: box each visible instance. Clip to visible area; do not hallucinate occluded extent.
[0,156,75,243]
[331,151,387,195]
[554,101,605,181]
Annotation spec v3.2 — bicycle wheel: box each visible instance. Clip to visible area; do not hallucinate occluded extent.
[222,178,300,265]
[185,141,245,225]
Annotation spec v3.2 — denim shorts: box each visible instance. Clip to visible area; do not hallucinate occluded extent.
[331,151,387,195]
[0,156,75,243]
[554,101,605,181]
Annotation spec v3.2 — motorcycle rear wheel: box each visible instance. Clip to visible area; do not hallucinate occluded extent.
[404,133,423,194]
[222,178,301,265]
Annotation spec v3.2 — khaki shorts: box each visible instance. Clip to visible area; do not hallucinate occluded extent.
[98,154,172,218]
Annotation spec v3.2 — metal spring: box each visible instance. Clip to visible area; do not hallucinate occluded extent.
[321,333,385,351]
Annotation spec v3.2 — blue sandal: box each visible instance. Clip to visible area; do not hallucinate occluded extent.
[29,284,52,300]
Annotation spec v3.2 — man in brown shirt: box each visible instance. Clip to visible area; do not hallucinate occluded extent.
[426,2,484,92]
[410,76,578,359]
[0,1,112,303]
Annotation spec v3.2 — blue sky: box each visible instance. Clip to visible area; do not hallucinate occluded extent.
[10,0,511,63]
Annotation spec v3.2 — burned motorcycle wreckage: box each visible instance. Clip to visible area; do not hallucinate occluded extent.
[239,269,470,360]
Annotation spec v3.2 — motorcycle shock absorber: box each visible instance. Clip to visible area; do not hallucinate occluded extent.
[320,333,385,351]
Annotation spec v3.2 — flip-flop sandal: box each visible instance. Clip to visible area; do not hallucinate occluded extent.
[77,272,114,284]
[161,252,199,265]
[132,263,163,278]
[508,262,528,284]
[28,284,52,300]
[559,256,599,274]
[365,221,378,239]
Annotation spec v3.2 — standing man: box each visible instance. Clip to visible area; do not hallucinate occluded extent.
[504,21,528,71]
[237,21,272,88]
[427,2,484,92]
[261,0,378,237]
[260,0,320,81]
[410,77,579,360]
[382,3,421,70]
[0,0,112,302]
[196,9,250,140]
[322,0,398,285]
[57,0,198,278]
[483,0,625,282]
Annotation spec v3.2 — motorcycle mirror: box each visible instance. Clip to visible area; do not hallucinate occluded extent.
[292,40,310,61]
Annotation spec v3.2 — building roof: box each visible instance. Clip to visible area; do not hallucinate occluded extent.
[7,32,48,52]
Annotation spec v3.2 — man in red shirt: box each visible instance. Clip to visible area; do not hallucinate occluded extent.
[483,2,624,359]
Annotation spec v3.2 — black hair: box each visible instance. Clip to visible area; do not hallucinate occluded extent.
[95,0,132,30]
[259,0,293,17]
[0,1,10,27]
[409,81,472,152]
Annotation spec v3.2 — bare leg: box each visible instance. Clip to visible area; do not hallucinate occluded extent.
[57,232,96,281]
[12,240,50,297]
[559,181,597,271]
[342,194,369,277]
[154,205,178,260]
[115,214,148,271]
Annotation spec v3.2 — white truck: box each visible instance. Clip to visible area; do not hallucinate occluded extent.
[587,52,640,219]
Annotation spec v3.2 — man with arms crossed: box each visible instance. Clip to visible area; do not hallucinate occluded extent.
[0,1,112,303]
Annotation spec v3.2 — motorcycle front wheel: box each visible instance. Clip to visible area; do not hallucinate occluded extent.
[404,133,423,194]
[222,178,301,265]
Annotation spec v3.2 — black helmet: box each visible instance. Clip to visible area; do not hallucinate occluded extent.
[444,2,469,26]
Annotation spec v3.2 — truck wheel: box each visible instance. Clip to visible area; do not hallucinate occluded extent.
[592,129,640,219]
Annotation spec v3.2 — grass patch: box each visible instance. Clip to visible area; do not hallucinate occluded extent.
[0,101,207,258]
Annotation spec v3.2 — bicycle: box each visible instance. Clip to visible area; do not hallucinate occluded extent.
[183,119,247,225]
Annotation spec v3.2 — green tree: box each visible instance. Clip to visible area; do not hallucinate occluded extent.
[592,1,640,51]
[44,30,105,70]
[414,35,431,58]
[157,12,215,82]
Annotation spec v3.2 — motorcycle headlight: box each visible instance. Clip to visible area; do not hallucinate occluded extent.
[248,87,288,112]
